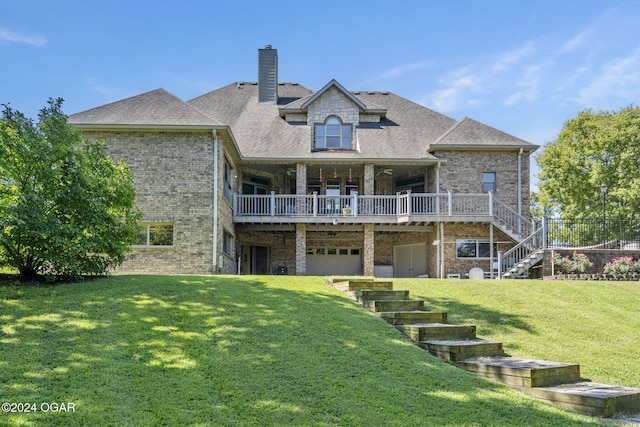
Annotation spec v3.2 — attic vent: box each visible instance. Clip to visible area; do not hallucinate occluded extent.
[251,82,258,85]
[367,91,375,95]
[381,91,388,95]
[353,91,360,94]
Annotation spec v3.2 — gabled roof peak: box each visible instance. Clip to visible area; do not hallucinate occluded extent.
[68,88,220,128]
[300,79,367,111]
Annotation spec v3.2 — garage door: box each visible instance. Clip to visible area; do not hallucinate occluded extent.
[306,248,362,276]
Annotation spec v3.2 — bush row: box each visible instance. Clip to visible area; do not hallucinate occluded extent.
[552,253,640,275]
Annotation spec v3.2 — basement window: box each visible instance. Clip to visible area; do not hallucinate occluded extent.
[456,239,497,259]
[135,223,174,247]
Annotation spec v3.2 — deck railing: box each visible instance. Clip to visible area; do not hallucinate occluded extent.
[234,191,525,222]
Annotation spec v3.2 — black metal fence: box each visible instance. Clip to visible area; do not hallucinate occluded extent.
[546,218,640,249]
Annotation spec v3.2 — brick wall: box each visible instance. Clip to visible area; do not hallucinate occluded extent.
[434,150,531,214]
[83,129,227,274]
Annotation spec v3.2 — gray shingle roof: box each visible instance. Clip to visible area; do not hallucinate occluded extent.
[68,81,537,161]
[187,82,460,161]
[68,88,220,127]
[431,117,538,151]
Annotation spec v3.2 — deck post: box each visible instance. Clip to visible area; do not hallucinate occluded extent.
[270,191,275,216]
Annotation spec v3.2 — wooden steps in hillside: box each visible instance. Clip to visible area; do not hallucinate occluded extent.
[330,277,640,419]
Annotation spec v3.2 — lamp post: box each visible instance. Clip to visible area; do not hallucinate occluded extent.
[600,183,607,246]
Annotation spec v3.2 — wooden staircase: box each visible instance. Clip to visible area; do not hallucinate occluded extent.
[331,278,640,419]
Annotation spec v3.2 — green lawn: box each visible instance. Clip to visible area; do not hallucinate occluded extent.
[0,275,633,426]
[395,278,640,389]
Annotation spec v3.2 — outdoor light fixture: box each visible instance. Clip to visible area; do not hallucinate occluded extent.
[319,168,323,183]
[601,183,607,244]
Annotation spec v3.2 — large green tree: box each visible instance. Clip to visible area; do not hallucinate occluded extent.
[0,98,140,279]
[536,105,640,217]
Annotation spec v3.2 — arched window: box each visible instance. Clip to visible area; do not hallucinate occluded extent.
[314,116,352,149]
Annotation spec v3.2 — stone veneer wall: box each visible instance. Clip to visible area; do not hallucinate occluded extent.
[307,87,360,126]
[83,130,228,274]
[433,150,531,214]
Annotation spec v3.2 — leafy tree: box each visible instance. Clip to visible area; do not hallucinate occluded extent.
[0,98,140,279]
[536,105,640,218]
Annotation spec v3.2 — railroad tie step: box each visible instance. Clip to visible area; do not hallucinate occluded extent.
[456,357,581,388]
[423,339,505,362]
[363,299,424,312]
[378,310,447,325]
[397,323,476,342]
[520,382,640,418]
[334,279,394,292]
[355,289,409,302]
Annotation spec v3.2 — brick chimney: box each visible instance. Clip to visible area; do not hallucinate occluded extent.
[258,45,278,104]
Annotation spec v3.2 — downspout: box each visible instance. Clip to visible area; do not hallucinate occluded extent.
[212,130,219,273]
[517,148,523,216]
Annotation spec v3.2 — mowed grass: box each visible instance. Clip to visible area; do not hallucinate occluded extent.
[0,275,627,426]
[395,278,640,389]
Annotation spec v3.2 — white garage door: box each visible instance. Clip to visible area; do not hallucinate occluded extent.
[306,247,362,276]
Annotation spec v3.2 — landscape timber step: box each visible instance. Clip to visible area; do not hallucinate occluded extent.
[519,382,640,418]
[397,323,476,342]
[354,289,409,302]
[332,279,394,292]
[363,299,424,313]
[423,339,505,362]
[456,357,580,388]
[378,310,447,325]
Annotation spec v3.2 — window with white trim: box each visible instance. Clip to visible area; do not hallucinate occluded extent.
[482,172,496,193]
[223,230,233,256]
[314,116,352,150]
[456,239,497,259]
[135,223,174,247]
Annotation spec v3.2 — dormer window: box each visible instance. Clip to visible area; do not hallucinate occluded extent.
[315,116,352,150]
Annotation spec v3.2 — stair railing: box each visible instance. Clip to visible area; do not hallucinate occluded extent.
[491,195,533,241]
[498,225,546,279]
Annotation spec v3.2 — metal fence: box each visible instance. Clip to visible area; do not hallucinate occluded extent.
[546,217,640,249]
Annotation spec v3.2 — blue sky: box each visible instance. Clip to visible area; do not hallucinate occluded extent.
[3,1,640,189]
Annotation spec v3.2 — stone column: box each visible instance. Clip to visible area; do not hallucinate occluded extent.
[364,163,375,195]
[296,163,307,195]
[296,223,306,275]
[363,223,374,276]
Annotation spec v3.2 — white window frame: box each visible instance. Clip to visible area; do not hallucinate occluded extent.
[223,230,233,256]
[134,222,174,248]
[314,116,352,150]
[456,239,497,260]
[482,172,496,193]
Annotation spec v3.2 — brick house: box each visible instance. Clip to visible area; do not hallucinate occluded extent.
[69,47,538,278]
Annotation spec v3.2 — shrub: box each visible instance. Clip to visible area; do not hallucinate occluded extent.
[553,252,593,274]
[603,256,640,275]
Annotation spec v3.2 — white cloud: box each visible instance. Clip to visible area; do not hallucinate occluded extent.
[359,60,433,86]
[85,78,129,102]
[491,42,536,73]
[0,27,46,47]
[574,47,640,108]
